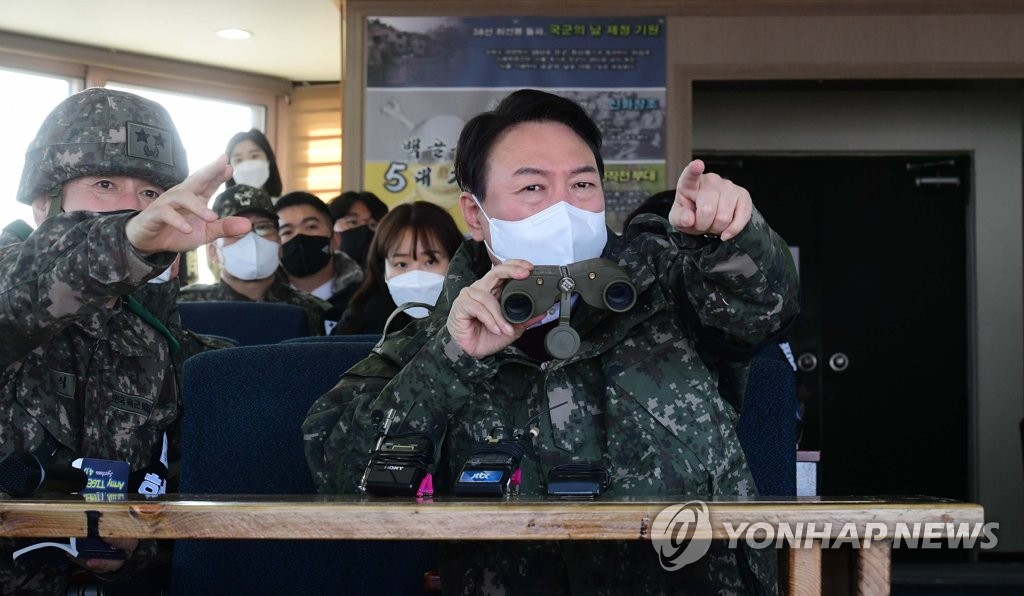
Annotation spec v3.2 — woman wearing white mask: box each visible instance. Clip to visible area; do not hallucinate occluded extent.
[335,201,463,335]
[225,129,283,198]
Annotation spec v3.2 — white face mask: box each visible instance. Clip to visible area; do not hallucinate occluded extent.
[385,270,446,319]
[232,159,271,189]
[216,232,280,281]
[473,196,608,266]
[147,265,173,284]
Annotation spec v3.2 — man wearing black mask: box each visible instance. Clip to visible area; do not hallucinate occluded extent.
[275,192,363,329]
[328,190,388,267]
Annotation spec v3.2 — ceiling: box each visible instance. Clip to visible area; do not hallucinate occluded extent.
[0,0,342,82]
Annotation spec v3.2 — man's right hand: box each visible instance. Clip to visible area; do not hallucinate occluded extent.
[447,259,541,358]
[125,155,252,255]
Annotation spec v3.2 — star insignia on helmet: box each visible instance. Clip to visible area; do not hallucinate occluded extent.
[126,121,175,167]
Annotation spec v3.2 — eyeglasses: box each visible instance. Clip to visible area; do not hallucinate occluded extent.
[251,221,279,237]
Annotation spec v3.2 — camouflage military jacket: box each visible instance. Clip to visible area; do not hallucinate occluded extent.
[0,211,180,469]
[304,210,798,594]
[330,249,363,299]
[303,211,797,594]
[178,276,331,336]
[0,212,185,592]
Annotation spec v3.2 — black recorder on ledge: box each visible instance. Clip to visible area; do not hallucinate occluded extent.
[360,409,434,497]
[453,436,526,497]
[546,463,612,499]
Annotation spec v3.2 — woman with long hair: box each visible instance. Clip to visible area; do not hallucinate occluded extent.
[225,128,283,197]
[336,201,463,335]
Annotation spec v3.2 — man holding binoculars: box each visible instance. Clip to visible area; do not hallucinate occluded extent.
[304,89,799,594]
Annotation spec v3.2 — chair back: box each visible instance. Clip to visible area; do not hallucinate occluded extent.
[736,353,799,496]
[280,333,381,344]
[178,301,309,345]
[171,342,435,595]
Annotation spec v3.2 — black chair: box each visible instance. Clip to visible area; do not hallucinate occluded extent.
[177,301,309,345]
[736,353,799,496]
[171,342,436,595]
[280,333,381,345]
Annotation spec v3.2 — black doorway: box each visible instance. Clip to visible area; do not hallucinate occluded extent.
[694,153,971,506]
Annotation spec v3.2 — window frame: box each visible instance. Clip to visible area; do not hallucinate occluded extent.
[0,30,291,178]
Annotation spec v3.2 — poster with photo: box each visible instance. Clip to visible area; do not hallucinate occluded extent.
[364,16,667,229]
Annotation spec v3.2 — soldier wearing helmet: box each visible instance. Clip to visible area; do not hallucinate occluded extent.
[0,88,250,593]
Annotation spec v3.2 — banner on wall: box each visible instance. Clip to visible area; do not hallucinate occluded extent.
[363,16,667,229]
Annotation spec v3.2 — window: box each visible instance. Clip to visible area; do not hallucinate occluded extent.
[0,68,78,230]
[0,35,290,286]
[288,83,342,200]
[106,82,266,283]
[105,82,265,172]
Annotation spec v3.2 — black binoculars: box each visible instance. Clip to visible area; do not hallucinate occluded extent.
[500,258,637,324]
[498,258,635,359]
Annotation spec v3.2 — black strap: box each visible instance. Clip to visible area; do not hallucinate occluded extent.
[125,296,181,355]
[85,510,102,538]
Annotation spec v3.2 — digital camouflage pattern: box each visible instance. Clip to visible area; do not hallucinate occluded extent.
[16,88,188,205]
[0,211,195,594]
[328,249,363,300]
[178,276,333,336]
[131,277,236,484]
[304,209,800,595]
[211,184,276,220]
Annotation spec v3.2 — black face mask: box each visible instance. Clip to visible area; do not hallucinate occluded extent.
[280,234,332,278]
[340,225,373,267]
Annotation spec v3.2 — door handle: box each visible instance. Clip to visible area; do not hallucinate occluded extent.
[829,352,850,372]
[797,352,818,372]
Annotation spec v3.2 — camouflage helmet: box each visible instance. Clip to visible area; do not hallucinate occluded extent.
[16,87,189,205]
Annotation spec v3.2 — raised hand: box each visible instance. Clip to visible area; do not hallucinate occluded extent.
[447,259,541,358]
[668,159,753,241]
[125,155,252,255]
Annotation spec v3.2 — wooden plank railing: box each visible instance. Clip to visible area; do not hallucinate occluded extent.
[0,494,984,595]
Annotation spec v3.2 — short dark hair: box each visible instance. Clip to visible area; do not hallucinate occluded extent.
[453,89,604,201]
[275,191,333,226]
[225,128,283,197]
[328,190,389,223]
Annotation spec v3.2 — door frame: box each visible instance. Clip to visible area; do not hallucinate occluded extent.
[689,86,1024,553]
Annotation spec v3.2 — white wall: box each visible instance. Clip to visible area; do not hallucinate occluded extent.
[693,89,1024,552]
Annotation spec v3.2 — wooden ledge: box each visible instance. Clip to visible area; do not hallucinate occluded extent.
[0,495,984,541]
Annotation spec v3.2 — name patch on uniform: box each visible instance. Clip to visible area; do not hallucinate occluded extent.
[51,370,76,399]
[126,122,175,167]
[110,390,153,417]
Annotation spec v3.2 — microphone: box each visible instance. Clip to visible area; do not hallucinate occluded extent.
[0,452,87,497]
[0,452,169,497]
